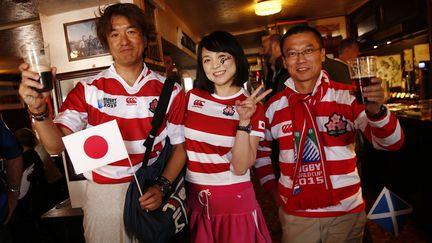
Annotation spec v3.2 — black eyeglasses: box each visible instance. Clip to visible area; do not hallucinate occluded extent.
[284,47,321,59]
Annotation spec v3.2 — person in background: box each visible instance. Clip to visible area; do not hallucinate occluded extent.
[322,38,360,84]
[261,34,290,97]
[255,25,404,243]
[163,52,175,75]
[34,141,63,182]
[0,118,23,243]
[163,52,182,85]
[14,128,49,212]
[337,38,360,64]
[10,128,49,243]
[184,31,272,243]
[322,56,352,84]
[18,3,186,243]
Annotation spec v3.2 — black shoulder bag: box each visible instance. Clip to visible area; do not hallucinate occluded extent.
[124,73,188,243]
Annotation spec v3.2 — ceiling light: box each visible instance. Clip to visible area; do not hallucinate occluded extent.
[255,0,282,16]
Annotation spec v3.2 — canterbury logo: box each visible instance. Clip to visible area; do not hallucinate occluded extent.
[281,122,293,134]
[193,99,205,108]
[126,97,137,105]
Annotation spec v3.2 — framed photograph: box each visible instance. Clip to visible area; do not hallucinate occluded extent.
[55,66,108,181]
[144,0,162,61]
[377,55,402,88]
[63,18,110,62]
[180,31,196,54]
[403,49,414,71]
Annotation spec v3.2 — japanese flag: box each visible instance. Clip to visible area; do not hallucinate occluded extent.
[62,120,130,174]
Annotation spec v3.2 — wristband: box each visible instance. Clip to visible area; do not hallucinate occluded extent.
[155,176,172,196]
[29,106,50,122]
[236,124,251,134]
[367,105,387,119]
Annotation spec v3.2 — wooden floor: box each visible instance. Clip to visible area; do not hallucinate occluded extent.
[252,175,431,243]
[32,175,431,243]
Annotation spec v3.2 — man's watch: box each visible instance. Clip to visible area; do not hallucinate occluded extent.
[367,105,387,119]
[155,176,172,197]
[236,124,251,134]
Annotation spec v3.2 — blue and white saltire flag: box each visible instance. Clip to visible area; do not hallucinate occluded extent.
[367,187,413,237]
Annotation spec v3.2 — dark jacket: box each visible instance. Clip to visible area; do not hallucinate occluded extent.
[322,57,352,84]
[265,57,290,98]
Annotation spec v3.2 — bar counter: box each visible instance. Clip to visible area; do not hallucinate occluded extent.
[40,199,84,243]
[361,111,432,236]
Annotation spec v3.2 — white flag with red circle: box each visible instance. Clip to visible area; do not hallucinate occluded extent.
[62,120,129,174]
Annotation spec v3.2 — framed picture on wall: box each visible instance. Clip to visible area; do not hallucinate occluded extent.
[377,54,402,88]
[403,49,414,71]
[144,0,162,61]
[63,18,110,62]
[55,66,108,181]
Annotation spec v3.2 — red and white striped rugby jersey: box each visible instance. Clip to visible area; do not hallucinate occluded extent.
[55,64,186,184]
[255,71,404,217]
[184,88,266,186]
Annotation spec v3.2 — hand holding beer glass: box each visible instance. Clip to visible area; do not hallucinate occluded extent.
[20,42,53,92]
[347,56,377,104]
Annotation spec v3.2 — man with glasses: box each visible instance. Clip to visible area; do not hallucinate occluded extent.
[255,25,404,242]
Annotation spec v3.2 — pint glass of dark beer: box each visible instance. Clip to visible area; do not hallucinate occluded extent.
[347,56,377,104]
[20,42,52,93]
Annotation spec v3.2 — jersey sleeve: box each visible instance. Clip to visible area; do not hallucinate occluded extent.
[250,102,266,139]
[353,102,404,151]
[166,83,186,145]
[254,103,277,191]
[54,82,88,133]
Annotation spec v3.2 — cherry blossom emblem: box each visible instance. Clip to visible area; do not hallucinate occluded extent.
[324,113,347,136]
[149,98,158,113]
[222,105,235,116]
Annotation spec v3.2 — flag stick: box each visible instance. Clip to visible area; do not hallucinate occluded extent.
[127,158,143,196]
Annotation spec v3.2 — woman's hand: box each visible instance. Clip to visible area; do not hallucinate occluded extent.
[235,84,272,125]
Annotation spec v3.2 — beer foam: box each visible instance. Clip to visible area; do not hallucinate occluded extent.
[352,74,376,79]
[29,65,51,73]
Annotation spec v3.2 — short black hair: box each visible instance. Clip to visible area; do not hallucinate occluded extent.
[280,25,324,56]
[96,3,156,49]
[194,31,249,93]
[338,38,359,55]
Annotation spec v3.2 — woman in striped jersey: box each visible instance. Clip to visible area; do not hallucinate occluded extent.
[184,31,272,243]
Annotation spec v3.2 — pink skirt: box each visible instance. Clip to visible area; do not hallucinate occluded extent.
[187,181,272,243]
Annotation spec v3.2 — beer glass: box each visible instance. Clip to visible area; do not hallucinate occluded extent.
[20,42,53,92]
[347,56,378,104]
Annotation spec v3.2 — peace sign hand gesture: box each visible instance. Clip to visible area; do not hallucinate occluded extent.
[235,85,272,125]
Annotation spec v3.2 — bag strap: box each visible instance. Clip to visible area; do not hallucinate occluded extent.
[142,72,178,166]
